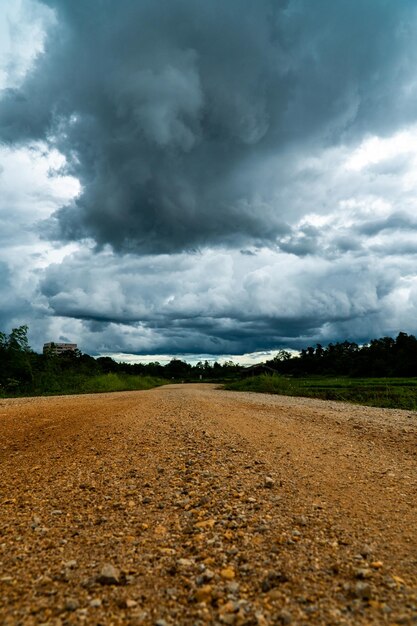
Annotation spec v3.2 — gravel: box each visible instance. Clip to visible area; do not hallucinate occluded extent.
[0,383,416,625]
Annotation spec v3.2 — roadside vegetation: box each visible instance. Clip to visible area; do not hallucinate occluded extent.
[225,332,417,410]
[225,374,417,410]
[0,326,167,397]
[0,325,239,397]
[3,324,417,408]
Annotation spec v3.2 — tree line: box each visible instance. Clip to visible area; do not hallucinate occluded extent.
[266,332,417,377]
[2,325,417,396]
[0,325,241,395]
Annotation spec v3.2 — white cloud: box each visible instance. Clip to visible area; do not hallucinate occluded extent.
[345,126,417,172]
[0,0,54,91]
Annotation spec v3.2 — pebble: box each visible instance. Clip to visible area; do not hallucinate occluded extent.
[195,585,213,602]
[277,609,292,624]
[354,567,372,579]
[118,597,138,608]
[31,515,41,529]
[353,582,372,599]
[360,544,373,557]
[1,388,415,626]
[220,567,235,580]
[261,570,289,591]
[64,598,79,612]
[226,581,240,594]
[97,563,120,585]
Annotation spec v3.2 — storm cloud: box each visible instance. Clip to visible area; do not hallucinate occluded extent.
[2,0,417,253]
[3,1,417,358]
[35,244,410,356]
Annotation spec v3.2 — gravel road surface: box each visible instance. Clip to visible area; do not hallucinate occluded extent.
[0,384,416,625]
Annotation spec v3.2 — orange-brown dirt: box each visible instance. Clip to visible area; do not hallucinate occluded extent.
[0,384,416,625]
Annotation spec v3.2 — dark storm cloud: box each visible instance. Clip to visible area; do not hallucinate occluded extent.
[2,0,417,253]
[37,247,402,355]
[0,261,31,329]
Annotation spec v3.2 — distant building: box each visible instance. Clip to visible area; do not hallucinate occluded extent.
[240,364,277,378]
[43,342,78,356]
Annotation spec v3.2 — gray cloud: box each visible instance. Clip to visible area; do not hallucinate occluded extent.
[358,212,417,237]
[33,246,406,355]
[2,0,417,253]
[0,261,32,330]
[4,1,417,359]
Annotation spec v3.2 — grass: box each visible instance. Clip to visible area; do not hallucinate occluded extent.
[224,374,417,410]
[1,373,167,397]
[78,373,167,394]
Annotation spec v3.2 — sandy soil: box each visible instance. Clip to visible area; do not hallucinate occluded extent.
[0,384,416,625]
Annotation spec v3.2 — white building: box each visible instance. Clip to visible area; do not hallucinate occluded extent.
[43,342,78,355]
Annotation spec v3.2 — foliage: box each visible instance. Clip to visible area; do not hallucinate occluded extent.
[80,374,164,394]
[264,332,417,378]
[0,325,33,392]
[4,324,417,407]
[0,325,241,397]
[225,374,417,410]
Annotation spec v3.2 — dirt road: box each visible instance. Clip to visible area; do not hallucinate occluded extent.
[0,384,416,625]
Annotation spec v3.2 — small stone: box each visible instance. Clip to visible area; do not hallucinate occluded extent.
[205,568,216,580]
[370,561,383,569]
[31,515,41,529]
[261,570,289,591]
[195,585,213,602]
[276,610,292,625]
[118,597,138,609]
[51,510,63,516]
[178,558,193,568]
[130,611,148,625]
[226,581,240,594]
[221,615,236,625]
[64,560,77,569]
[97,563,120,585]
[360,544,373,557]
[353,581,372,599]
[220,567,235,580]
[64,598,79,612]
[264,476,275,489]
[90,599,102,608]
[155,620,169,626]
[354,568,372,579]
[255,612,268,626]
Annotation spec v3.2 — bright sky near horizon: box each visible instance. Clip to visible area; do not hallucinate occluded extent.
[2,0,417,363]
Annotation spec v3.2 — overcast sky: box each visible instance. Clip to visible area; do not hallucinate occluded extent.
[2,0,417,362]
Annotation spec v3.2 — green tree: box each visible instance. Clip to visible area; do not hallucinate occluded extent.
[0,325,33,392]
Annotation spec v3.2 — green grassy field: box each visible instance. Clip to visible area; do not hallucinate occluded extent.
[224,374,417,410]
[0,373,168,397]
